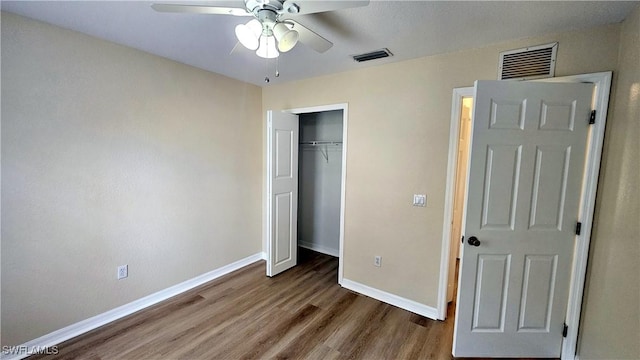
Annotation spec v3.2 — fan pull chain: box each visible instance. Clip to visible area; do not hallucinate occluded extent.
[264,57,280,83]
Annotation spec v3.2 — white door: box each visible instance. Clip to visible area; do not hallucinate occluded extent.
[266,110,299,277]
[453,80,594,357]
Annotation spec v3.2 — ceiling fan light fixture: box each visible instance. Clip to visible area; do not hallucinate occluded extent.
[273,22,299,52]
[235,19,262,50]
[256,35,279,58]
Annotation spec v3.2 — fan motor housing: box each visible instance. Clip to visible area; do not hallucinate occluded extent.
[246,0,300,17]
[247,0,283,13]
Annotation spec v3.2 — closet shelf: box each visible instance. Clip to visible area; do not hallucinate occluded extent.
[300,141,343,146]
[300,141,342,163]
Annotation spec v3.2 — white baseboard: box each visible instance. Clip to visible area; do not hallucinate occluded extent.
[341,278,439,320]
[0,252,264,360]
[298,241,339,257]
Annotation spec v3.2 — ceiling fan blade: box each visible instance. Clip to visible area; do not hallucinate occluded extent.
[283,0,369,16]
[287,20,333,53]
[151,4,251,16]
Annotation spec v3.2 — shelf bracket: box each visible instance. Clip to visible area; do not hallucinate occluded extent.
[319,145,329,162]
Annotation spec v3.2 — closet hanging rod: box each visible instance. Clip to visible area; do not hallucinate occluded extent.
[300,141,343,146]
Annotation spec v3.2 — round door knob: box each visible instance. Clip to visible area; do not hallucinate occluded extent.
[467,236,481,247]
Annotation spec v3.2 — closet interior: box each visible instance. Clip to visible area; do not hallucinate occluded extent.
[297,110,344,258]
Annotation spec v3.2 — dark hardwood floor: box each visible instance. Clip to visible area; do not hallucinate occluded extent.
[32,249,460,359]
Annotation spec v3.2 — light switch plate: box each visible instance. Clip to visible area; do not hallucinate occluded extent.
[413,194,426,207]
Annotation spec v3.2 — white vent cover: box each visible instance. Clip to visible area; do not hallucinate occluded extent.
[498,42,558,80]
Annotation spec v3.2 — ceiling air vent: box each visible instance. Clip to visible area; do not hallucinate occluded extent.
[352,48,393,62]
[498,42,558,80]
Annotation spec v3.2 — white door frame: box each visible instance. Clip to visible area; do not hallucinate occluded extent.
[439,86,474,314]
[437,72,612,359]
[263,103,349,284]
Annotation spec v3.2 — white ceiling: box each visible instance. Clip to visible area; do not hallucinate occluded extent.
[2,1,638,86]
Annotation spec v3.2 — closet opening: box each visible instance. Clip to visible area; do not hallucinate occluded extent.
[265,103,348,281]
[298,110,343,264]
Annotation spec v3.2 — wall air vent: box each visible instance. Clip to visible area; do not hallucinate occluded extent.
[498,42,558,80]
[352,48,393,62]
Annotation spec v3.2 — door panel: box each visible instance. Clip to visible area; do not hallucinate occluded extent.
[518,254,557,331]
[275,129,293,178]
[529,145,571,230]
[481,144,521,230]
[275,192,293,264]
[267,111,299,277]
[489,99,525,130]
[472,254,511,331]
[453,80,594,357]
[539,101,576,131]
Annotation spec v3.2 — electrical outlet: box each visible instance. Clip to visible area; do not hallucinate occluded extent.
[117,265,128,280]
[374,256,382,267]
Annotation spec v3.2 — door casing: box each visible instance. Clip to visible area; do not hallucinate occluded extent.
[438,72,612,359]
[263,103,349,283]
[442,87,475,306]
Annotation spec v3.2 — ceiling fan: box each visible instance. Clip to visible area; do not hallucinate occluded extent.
[152,0,370,59]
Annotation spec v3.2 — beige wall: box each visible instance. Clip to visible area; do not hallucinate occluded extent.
[578,5,640,360]
[263,24,620,307]
[1,13,263,346]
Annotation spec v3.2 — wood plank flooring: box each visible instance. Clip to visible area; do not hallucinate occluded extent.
[31,249,459,360]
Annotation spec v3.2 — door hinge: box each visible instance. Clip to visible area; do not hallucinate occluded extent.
[575,222,582,235]
[461,236,464,244]
[563,323,568,337]
[589,110,596,124]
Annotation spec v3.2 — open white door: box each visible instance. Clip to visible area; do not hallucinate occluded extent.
[266,110,299,277]
[453,80,594,357]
